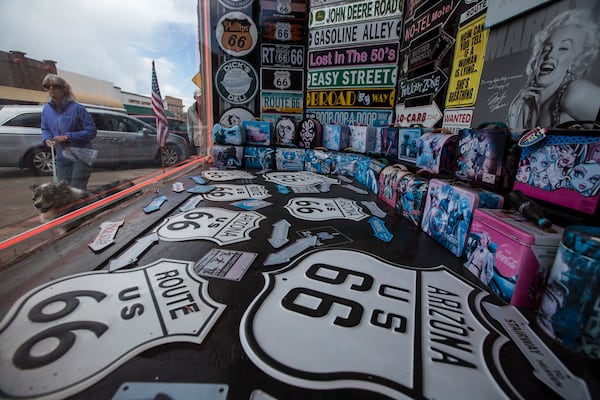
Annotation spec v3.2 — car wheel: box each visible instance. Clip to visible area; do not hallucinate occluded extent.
[28,147,54,176]
[160,144,181,166]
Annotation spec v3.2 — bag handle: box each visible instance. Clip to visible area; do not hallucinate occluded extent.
[555,120,600,130]
[478,122,508,129]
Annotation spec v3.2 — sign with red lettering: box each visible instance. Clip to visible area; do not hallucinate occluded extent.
[442,107,474,133]
[307,42,399,69]
[0,259,225,400]
[395,102,442,127]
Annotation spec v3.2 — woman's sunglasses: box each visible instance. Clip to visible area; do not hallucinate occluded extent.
[43,84,63,90]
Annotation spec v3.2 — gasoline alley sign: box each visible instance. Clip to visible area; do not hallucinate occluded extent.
[0,259,225,400]
[307,88,395,109]
[240,249,589,399]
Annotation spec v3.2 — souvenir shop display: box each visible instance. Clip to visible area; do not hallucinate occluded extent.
[466,208,564,308]
[513,122,600,216]
[421,179,479,257]
[243,120,272,147]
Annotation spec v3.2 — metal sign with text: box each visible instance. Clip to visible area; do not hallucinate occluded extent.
[0,259,225,400]
[308,18,401,49]
[261,44,305,68]
[398,69,448,103]
[394,102,443,128]
[306,88,395,109]
[306,108,393,126]
[240,249,590,399]
[308,0,403,29]
[307,65,397,89]
[261,91,304,115]
[261,68,304,92]
[308,42,399,69]
[401,0,459,49]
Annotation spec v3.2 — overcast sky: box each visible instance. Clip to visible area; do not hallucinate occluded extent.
[0,0,200,108]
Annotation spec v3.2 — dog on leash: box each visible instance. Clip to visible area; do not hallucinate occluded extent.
[30,180,134,223]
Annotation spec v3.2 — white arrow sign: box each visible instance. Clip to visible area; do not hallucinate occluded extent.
[394,102,442,128]
[264,236,317,266]
[109,232,159,272]
[268,219,291,248]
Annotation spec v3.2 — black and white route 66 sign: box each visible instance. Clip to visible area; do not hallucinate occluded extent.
[0,259,225,400]
[263,171,338,187]
[285,197,368,221]
[239,249,545,399]
[200,170,256,181]
[203,184,270,202]
[157,207,264,245]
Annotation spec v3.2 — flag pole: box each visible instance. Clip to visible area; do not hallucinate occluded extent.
[151,60,170,176]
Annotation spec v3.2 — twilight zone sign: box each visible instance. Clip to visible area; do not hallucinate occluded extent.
[0,259,225,400]
[240,249,590,399]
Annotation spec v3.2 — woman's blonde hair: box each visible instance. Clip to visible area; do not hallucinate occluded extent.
[42,74,75,102]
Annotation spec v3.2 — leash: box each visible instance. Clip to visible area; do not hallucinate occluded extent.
[50,141,58,183]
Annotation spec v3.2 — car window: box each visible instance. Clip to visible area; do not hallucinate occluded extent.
[3,112,42,128]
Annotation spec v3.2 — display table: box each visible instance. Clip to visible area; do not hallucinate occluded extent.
[0,166,597,400]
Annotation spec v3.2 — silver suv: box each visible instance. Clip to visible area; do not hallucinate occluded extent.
[0,105,190,175]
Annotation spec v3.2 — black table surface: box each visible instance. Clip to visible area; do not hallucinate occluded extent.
[0,166,597,400]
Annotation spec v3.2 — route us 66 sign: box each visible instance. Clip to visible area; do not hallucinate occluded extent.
[0,259,225,400]
[240,249,588,399]
[203,184,270,202]
[263,171,338,187]
[200,169,256,181]
[285,197,368,221]
[156,207,264,245]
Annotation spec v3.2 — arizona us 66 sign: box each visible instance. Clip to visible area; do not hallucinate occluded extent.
[240,249,589,399]
[0,259,225,400]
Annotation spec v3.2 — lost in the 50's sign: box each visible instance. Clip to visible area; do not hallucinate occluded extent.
[0,259,225,400]
[240,249,590,399]
[308,42,399,69]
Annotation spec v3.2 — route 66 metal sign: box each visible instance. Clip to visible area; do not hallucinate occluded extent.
[156,207,264,245]
[240,249,589,399]
[216,12,258,57]
[0,259,225,400]
[202,184,270,202]
[284,197,368,221]
[263,171,338,187]
[200,170,256,181]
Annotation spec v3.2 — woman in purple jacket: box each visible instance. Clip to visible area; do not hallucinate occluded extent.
[41,74,97,190]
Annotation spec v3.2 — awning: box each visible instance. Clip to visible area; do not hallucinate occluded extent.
[0,86,125,110]
[124,103,174,117]
[0,86,47,104]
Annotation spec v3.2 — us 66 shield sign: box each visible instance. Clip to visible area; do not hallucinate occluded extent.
[261,68,304,91]
[0,259,225,400]
[261,44,305,68]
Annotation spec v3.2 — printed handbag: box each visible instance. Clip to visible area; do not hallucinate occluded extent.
[396,173,429,227]
[512,122,600,215]
[213,123,244,145]
[298,116,323,149]
[275,147,306,171]
[415,129,458,175]
[355,155,386,194]
[348,125,378,154]
[377,164,411,208]
[243,120,272,147]
[322,123,350,151]
[244,146,275,170]
[329,151,363,177]
[421,179,479,257]
[305,148,332,174]
[455,122,518,191]
[398,124,432,164]
[378,126,399,158]
[213,145,244,169]
[274,116,299,147]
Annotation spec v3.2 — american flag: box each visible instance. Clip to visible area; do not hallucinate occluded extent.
[151,61,169,147]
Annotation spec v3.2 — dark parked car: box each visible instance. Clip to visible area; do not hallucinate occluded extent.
[0,105,190,175]
[132,115,190,147]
